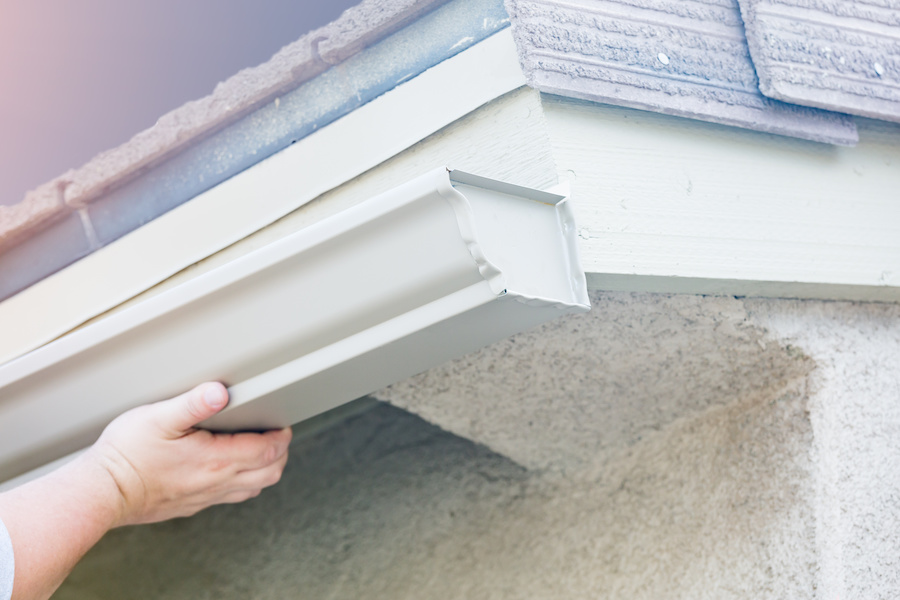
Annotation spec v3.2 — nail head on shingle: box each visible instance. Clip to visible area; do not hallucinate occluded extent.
[657,52,670,65]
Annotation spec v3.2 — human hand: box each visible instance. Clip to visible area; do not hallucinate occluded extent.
[86,382,292,527]
[0,383,290,600]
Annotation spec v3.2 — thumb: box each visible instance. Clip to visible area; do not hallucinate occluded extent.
[150,382,229,436]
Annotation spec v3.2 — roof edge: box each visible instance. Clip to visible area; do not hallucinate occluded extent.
[1,0,453,246]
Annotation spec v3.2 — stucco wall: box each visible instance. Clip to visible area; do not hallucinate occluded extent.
[746,298,900,598]
[56,292,899,599]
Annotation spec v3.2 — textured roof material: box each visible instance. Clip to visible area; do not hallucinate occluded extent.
[0,0,511,301]
[65,0,453,211]
[738,0,900,122]
[505,0,859,145]
[0,0,451,247]
[0,176,70,250]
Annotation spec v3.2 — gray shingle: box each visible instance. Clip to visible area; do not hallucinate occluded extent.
[61,29,327,210]
[506,0,858,145]
[62,0,455,210]
[738,0,900,123]
[0,0,480,254]
[0,0,509,301]
[315,0,450,64]
[0,175,71,252]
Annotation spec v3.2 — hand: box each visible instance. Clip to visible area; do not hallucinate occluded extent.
[0,382,291,600]
[87,382,292,527]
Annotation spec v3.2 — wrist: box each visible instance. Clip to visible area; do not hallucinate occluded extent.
[72,446,133,530]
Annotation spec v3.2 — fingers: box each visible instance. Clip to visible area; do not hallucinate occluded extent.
[210,427,292,473]
[142,430,290,518]
[149,382,229,436]
[189,444,289,511]
[232,449,289,491]
[95,382,293,525]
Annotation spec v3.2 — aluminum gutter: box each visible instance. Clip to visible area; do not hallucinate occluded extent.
[0,168,589,482]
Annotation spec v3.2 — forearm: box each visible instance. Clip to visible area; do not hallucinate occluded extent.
[0,382,289,599]
[0,453,123,600]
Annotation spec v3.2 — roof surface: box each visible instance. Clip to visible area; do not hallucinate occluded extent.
[739,0,900,122]
[506,0,861,144]
[0,0,508,301]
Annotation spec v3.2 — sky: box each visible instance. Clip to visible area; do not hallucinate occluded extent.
[0,0,360,206]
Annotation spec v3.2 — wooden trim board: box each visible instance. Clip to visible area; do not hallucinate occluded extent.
[543,96,900,302]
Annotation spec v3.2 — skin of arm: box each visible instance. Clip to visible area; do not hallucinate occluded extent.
[0,382,292,600]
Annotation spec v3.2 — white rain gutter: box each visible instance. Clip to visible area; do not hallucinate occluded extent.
[0,168,589,482]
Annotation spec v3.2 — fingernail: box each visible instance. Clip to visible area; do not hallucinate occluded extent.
[204,385,227,409]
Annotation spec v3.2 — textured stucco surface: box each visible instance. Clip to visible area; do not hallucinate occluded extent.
[52,292,900,599]
[738,0,900,122]
[747,298,900,599]
[505,0,858,145]
[380,292,814,473]
[60,390,817,598]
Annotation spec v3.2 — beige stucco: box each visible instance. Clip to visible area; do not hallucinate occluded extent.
[55,292,900,599]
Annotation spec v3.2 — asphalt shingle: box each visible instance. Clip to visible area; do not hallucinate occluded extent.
[0,175,69,252]
[505,0,859,145]
[738,0,900,122]
[1,1,455,245]
[0,0,509,301]
[315,0,449,64]
[62,1,457,210]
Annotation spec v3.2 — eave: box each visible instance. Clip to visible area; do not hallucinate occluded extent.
[0,15,896,488]
[2,27,900,372]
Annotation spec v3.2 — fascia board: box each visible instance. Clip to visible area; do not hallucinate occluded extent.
[0,29,527,367]
[544,97,900,301]
[0,168,589,482]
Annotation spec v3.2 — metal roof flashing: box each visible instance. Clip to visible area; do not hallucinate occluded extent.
[0,168,588,482]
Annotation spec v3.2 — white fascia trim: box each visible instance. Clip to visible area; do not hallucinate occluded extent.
[0,168,589,483]
[0,29,526,366]
[544,97,900,302]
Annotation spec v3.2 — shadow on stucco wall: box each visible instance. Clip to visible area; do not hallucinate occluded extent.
[58,403,530,599]
[57,292,826,599]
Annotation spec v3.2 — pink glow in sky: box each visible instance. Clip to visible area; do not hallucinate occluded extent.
[0,0,359,206]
